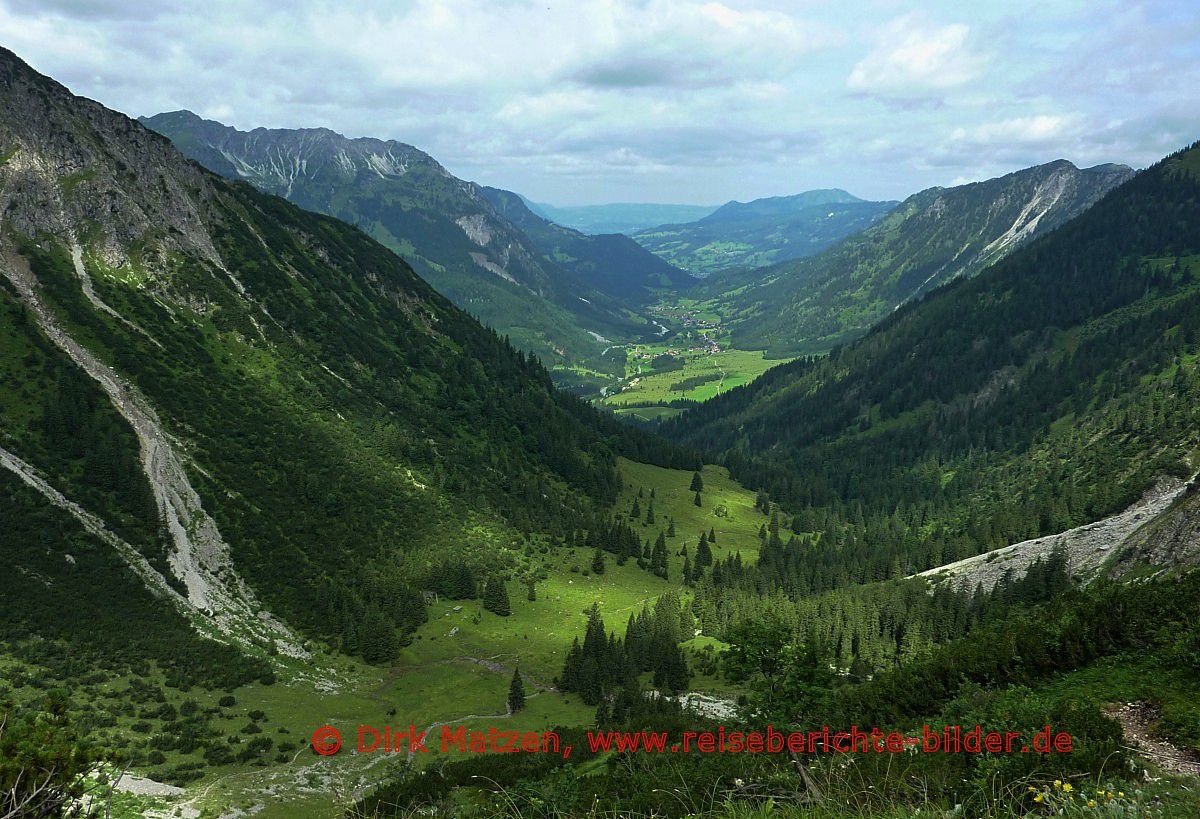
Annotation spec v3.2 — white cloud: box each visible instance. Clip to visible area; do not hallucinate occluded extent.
[847,13,984,98]
[951,114,1083,146]
[1,0,1197,204]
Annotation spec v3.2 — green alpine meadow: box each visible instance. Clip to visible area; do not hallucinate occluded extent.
[2,5,1200,818]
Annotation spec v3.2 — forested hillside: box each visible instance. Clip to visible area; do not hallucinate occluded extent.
[4,35,1200,819]
[712,160,1131,354]
[668,144,1200,590]
[0,48,692,671]
[139,111,645,378]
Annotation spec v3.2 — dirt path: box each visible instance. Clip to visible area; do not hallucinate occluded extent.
[1105,702,1200,777]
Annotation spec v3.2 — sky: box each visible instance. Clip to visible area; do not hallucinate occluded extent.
[2,0,1198,205]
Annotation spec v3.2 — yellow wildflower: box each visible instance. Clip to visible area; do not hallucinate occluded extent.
[1062,783,1073,793]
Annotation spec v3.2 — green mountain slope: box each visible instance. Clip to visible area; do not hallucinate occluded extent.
[524,200,719,235]
[666,142,1200,585]
[138,110,641,375]
[713,160,1133,355]
[0,48,692,672]
[632,189,897,277]
[481,186,695,303]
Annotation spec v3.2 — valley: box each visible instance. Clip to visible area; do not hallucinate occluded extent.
[2,30,1200,819]
[1,460,769,818]
[598,300,790,421]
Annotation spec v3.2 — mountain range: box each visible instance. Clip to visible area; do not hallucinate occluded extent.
[6,42,1200,819]
[481,186,695,303]
[138,110,684,383]
[0,47,688,676]
[711,159,1133,355]
[632,188,897,276]
[668,143,1200,584]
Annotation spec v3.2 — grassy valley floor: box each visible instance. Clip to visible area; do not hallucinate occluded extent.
[1,460,769,818]
[600,297,792,421]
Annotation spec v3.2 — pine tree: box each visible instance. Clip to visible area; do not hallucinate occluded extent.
[594,698,611,726]
[690,471,704,492]
[645,499,656,525]
[696,534,713,568]
[708,527,716,543]
[483,577,511,616]
[508,667,526,712]
[359,605,399,664]
[693,491,702,507]
[667,518,676,537]
[591,548,606,575]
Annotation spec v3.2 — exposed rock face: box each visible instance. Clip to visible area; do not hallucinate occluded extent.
[0,53,220,268]
[1109,480,1200,577]
[138,111,584,303]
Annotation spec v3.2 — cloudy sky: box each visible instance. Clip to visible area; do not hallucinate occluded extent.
[3,0,1198,205]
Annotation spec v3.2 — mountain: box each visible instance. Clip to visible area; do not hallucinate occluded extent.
[715,160,1133,355]
[137,110,640,375]
[666,142,1200,589]
[0,47,691,682]
[6,45,1200,819]
[523,200,719,235]
[480,186,695,303]
[632,189,897,276]
[703,188,869,219]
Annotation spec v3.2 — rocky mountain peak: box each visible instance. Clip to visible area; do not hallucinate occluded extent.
[0,49,219,268]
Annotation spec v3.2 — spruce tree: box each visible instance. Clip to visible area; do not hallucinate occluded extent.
[595,698,611,726]
[360,605,399,664]
[693,491,702,507]
[667,518,676,537]
[508,667,526,712]
[690,471,704,492]
[591,548,606,575]
[483,577,511,616]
